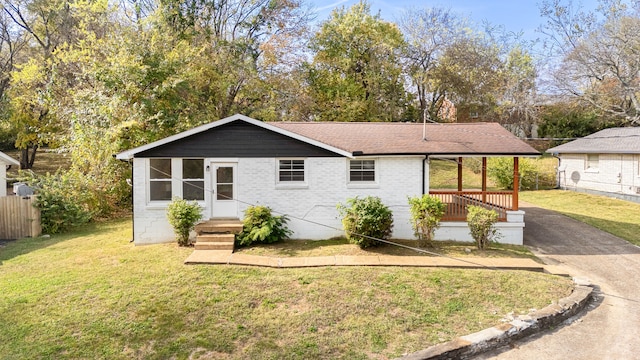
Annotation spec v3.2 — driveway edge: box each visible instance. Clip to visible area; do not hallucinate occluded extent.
[396,281,594,360]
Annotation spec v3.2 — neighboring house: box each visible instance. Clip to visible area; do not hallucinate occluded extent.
[0,151,20,197]
[116,114,539,245]
[547,127,640,202]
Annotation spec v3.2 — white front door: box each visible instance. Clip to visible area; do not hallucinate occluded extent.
[210,162,238,218]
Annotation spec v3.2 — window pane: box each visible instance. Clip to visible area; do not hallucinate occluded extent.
[217,184,233,200]
[150,159,171,179]
[217,167,233,183]
[183,159,203,179]
[150,180,172,201]
[350,160,375,181]
[279,159,304,182]
[183,181,204,201]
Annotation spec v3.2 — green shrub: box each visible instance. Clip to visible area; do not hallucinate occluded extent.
[408,194,446,247]
[167,197,203,246]
[488,157,541,190]
[466,205,500,250]
[337,196,394,248]
[19,171,94,234]
[236,206,292,247]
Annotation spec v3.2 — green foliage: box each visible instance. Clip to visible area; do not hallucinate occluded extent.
[166,197,203,246]
[487,157,554,190]
[236,206,292,247]
[337,196,394,248]
[307,1,409,122]
[538,104,619,146]
[408,194,446,247]
[466,205,500,250]
[21,171,93,234]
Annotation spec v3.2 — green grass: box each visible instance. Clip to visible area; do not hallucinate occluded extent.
[429,156,558,190]
[429,158,493,190]
[5,149,71,179]
[521,190,640,246]
[0,219,573,359]
[236,238,540,261]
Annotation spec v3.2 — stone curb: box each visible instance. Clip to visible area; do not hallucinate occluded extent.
[395,281,594,360]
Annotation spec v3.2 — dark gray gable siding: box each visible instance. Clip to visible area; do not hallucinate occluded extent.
[136,120,343,158]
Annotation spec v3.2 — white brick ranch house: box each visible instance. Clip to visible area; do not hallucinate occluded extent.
[547,127,640,202]
[116,114,539,245]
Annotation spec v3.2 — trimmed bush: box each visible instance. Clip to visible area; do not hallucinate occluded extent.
[236,206,292,247]
[408,194,446,247]
[337,196,393,249]
[466,205,500,250]
[167,197,203,246]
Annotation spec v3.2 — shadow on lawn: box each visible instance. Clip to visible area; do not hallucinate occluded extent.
[0,222,114,265]
[0,235,67,265]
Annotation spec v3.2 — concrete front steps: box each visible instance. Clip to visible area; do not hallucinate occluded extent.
[194,219,243,252]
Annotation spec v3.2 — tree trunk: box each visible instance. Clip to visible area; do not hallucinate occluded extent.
[19,144,38,169]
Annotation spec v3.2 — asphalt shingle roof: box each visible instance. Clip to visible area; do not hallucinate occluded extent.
[116,115,540,160]
[271,122,539,156]
[547,127,640,154]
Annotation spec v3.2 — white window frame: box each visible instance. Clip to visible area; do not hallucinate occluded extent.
[147,158,206,205]
[276,158,308,189]
[148,158,173,203]
[585,154,599,172]
[182,158,205,201]
[347,158,378,188]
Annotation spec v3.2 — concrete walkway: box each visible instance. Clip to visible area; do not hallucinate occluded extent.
[184,249,549,272]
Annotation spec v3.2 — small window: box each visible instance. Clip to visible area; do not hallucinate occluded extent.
[182,159,204,201]
[350,160,375,182]
[149,159,172,201]
[279,159,305,182]
[586,154,599,170]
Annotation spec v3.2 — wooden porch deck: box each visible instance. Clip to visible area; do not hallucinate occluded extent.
[429,190,514,221]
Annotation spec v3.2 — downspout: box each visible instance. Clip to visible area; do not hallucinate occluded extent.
[115,154,135,243]
[422,156,428,195]
[551,154,562,189]
[130,158,134,243]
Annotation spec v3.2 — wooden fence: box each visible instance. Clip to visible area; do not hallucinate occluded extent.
[0,196,41,240]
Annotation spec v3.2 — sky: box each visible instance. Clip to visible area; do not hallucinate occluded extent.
[310,0,600,43]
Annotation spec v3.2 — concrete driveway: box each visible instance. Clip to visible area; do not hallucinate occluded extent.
[478,203,640,359]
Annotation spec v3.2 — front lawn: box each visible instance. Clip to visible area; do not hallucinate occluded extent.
[521,190,640,246]
[0,219,572,359]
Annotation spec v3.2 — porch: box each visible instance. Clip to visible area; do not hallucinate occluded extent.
[428,157,521,222]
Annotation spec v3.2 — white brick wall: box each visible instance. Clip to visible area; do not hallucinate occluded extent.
[132,156,425,244]
[132,155,526,245]
[558,153,640,195]
[237,157,424,240]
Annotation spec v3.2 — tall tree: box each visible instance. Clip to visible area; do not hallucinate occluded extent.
[157,0,312,119]
[436,33,505,121]
[2,0,84,168]
[540,0,640,125]
[306,0,408,122]
[496,46,539,137]
[398,7,468,122]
